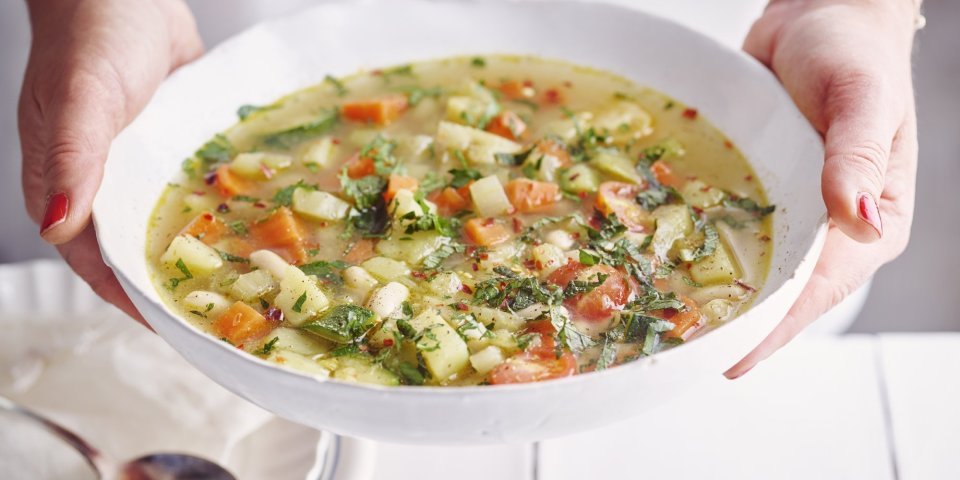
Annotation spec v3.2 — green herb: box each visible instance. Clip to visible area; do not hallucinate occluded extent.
[516,332,539,351]
[448,166,482,189]
[167,259,194,290]
[419,171,445,193]
[395,362,425,385]
[495,148,533,167]
[217,250,250,264]
[262,109,338,149]
[717,215,751,229]
[398,190,461,237]
[272,180,316,206]
[301,305,377,343]
[380,64,415,83]
[723,195,776,217]
[292,292,307,313]
[679,221,718,262]
[237,104,277,120]
[510,98,540,111]
[256,337,280,356]
[642,319,676,355]
[578,249,601,266]
[473,267,563,312]
[227,221,248,236]
[231,195,260,203]
[596,338,617,371]
[324,74,348,96]
[562,272,608,298]
[397,85,443,106]
[681,275,704,288]
[259,298,270,310]
[299,260,350,285]
[549,306,594,354]
[360,136,400,175]
[422,242,466,270]
[195,134,233,165]
[330,344,361,357]
[470,57,487,68]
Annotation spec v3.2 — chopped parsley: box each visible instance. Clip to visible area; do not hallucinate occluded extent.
[262,108,338,149]
[324,74,348,96]
[292,292,307,313]
[256,337,280,356]
[167,259,193,290]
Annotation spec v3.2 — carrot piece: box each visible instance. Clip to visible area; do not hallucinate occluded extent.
[534,139,572,166]
[344,238,377,264]
[342,94,409,125]
[485,111,528,141]
[464,218,512,247]
[214,301,277,346]
[180,211,229,245]
[504,179,559,213]
[428,186,471,216]
[344,153,376,179]
[214,164,254,198]
[650,160,680,187]
[660,296,704,341]
[249,207,307,264]
[384,175,419,202]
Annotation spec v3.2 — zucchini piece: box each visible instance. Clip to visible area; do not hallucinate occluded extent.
[681,180,726,209]
[376,231,449,265]
[435,121,521,165]
[360,256,411,282]
[428,271,463,297]
[331,354,400,386]
[407,309,470,381]
[559,164,600,193]
[230,269,277,301]
[301,304,377,343]
[262,327,331,356]
[651,205,694,260]
[230,152,293,178]
[688,236,741,285]
[292,189,350,221]
[590,152,642,184]
[592,100,653,142]
[299,136,337,169]
[469,346,505,375]
[161,235,223,274]
[265,350,331,378]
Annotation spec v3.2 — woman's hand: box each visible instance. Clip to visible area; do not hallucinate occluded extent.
[726,0,920,378]
[19,0,202,323]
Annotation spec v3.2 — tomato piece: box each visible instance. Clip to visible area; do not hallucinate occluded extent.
[180,211,228,245]
[504,179,559,213]
[342,94,409,125]
[595,181,651,231]
[548,262,634,322]
[485,111,528,141]
[488,320,576,385]
[656,295,704,340]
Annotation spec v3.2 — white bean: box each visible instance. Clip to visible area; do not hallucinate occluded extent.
[366,282,410,318]
[249,249,290,278]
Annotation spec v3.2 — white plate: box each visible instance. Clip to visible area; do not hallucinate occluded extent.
[93,0,826,444]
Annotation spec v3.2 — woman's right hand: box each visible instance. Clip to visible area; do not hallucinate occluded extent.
[19,0,203,324]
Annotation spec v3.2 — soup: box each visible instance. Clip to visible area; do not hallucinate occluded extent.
[147,55,773,387]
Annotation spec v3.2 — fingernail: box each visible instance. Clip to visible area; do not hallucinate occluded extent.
[40,192,69,237]
[727,365,754,380]
[857,192,883,237]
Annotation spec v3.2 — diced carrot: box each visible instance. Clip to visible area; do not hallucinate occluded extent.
[464,218,512,247]
[344,153,376,179]
[504,179,559,213]
[344,238,376,264]
[497,79,532,100]
[485,111,528,141]
[650,160,680,187]
[214,164,254,198]
[384,175,419,202]
[215,301,277,345]
[428,186,471,216]
[660,296,704,341]
[180,211,228,245]
[249,207,307,264]
[534,139,572,166]
[342,94,409,125]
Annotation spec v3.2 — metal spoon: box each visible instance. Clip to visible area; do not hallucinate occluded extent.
[0,395,234,480]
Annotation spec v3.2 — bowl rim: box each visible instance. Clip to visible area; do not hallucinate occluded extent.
[93,0,827,397]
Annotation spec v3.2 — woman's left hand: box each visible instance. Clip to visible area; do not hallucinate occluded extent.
[725,0,920,378]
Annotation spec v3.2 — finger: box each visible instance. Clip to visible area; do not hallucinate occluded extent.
[57,223,149,329]
[37,67,126,245]
[820,71,903,243]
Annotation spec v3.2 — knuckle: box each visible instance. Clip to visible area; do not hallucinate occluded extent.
[833,141,888,190]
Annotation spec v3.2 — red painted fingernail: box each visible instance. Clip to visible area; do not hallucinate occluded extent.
[40,192,69,237]
[857,192,883,238]
[728,365,754,380]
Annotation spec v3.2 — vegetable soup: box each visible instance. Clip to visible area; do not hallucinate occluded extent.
[147,55,774,387]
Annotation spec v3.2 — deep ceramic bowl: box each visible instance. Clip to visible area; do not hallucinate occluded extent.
[93,0,826,444]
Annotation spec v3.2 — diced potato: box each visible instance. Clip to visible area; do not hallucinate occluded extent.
[347,128,380,148]
[681,180,726,209]
[299,136,337,169]
[592,101,653,141]
[367,317,399,348]
[230,152,293,178]
[469,346,505,375]
[342,266,379,296]
[688,238,741,285]
[274,265,329,326]
[262,327,331,356]
[230,269,277,301]
[435,121,521,164]
[531,243,567,276]
[651,205,694,260]
[469,175,513,217]
[361,256,411,282]
[183,193,218,213]
[445,96,490,125]
[161,235,223,274]
[428,271,463,297]
[590,152,642,184]
[249,249,289,278]
[472,306,525,332]
[702,299,736,326]
[366,282,410,318]
[395,134,434,161]
[376,231,448,265]
[292,189,350,221]
[265,350,331,378]
[182,290,232,318]
[390,189,436,220]
[407,309,470,381]
[544,229,576,250]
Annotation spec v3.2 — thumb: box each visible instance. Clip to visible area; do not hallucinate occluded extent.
[37,70,125,245]
[821,73,901,243]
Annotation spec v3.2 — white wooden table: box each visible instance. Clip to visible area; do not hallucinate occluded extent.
[371,334,960,480]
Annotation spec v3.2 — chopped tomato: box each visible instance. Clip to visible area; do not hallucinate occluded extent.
[214,164,254,198]
[428,186,471,215]
[649,160,679,187]
[344,238,376,264]
[548,262,634,322]
[215,301,278,345]
[485,111,527,140]
[384,175,419,202]
[656,296,704,340]
[595,181,651,230]
[488,320,576,384]
[344,153,376,179]
[543,88,563,105]
[464,218,512,246]
[249,207,307,264]
[342,94,409,125]
[504,179,559,213]
[180,211,228,245]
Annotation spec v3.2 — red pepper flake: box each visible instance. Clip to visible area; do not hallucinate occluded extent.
[569,173,581,181]
[478,253,490,260]
[382,338,395,347]
[236,344,245,350]
[759,234,771,242]
[472,263,479,271]
[512,217,523,233]
[544,88,562,105]
[265,307,284,323]
[523,259,537,270]
[562,81,573,88]
[682,108,698,119]
[216,203,230,214]
[522,79,534,88]
[744,175,754,182]
[578,191,588,199]
[193,191,206,196]
[253,202,267,209]
[734,279,758,292]
[411,270,428,280]
[571,232,581,240]
[204,171,218,186]
[724,140,734,149]
[371,69,383,76]
[482,217,495,227]
[461,284,474,294]
[260,163,275,179]
[454,302,469,311]
[332,138,341,145]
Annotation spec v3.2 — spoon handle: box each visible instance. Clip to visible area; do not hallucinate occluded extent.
[0,394,111,478]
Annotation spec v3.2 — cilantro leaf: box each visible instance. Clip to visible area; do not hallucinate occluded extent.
[262,109,338,149]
